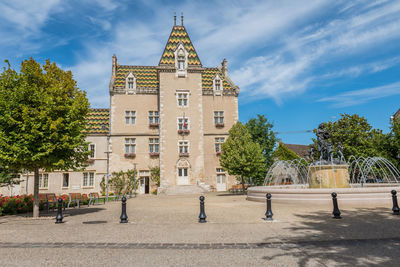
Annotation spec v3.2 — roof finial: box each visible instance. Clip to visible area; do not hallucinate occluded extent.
[174,12,176,26]
[181,12,184,26]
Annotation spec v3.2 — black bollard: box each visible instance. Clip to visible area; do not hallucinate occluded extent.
[331,192,341,219]
[199,196,207,223]
[264,193,273,221]
[55,198,64,224]
[120,196,128,223]
[391,190,400,215]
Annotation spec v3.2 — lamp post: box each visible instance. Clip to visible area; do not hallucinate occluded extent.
[105,135,111,202]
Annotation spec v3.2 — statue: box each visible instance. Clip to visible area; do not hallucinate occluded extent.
[327,142,334,163]
[310,146,315,162]
[337,142,344,163]
[316,123,330,163]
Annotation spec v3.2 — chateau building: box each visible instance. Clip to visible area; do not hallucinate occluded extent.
[1,18,240,196]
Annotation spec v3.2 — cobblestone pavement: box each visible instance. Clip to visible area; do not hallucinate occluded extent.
[1,193,399,266]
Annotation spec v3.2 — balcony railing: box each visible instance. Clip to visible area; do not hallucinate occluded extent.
[149,152,160,157]
[124,153,136,158]
[178,129,190,135]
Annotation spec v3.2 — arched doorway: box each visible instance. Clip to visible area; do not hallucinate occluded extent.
[176,159,190,185]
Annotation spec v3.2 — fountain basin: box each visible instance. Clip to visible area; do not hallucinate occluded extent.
[247,184,400,206]
[309,165,350,188]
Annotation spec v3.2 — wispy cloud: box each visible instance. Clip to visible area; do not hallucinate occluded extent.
[318,82,400,107]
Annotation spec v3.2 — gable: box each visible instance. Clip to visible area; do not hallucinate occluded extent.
[114,65,158,89]
[202,68,232,90]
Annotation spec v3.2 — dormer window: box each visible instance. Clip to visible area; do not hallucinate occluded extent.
[215,79,221,91]
[213,74,223,95]
[125,72,136,94]
[178,51,185,70]
[174,43,188,77]
[128,77,134,89]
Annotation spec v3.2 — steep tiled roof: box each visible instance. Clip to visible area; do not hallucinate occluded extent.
[283,143,311,159]
[202,68,232,90]
[85,109,109,135]
[159,26,201,66]
[114,66,158,88]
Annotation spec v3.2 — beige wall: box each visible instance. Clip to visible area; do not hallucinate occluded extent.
[159,71,205,187]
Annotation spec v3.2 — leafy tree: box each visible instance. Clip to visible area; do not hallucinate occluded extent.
[150,166,160,187]
[110,169,138,196]
[220,122,265,191]
[0,58,90,217]
[273,143,301,161]
[312,114,383,160]
[379,118,400,168]
[245,115,276,181]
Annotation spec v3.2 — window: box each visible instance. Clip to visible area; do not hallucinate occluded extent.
[178,117,189,130]
[125,138,136,153]
[149,111,159,124]
[214,111,224,124]
[39,174,48,188]
[149,138,159,153]
[62,173,69,188]
[178,140,189,154]
[127,77,135,89]
[215,137,225,152]
[216,168,226,186]
[83,172,95,187]
[215,78,221,90]
[178,168,188,177]
[177,48,185,70]
[89,144,95,158]
[125,111,136,125]
[177,93,188,107]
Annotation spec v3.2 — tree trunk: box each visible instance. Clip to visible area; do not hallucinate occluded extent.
[241,176,246,195]
[33,168,40,218]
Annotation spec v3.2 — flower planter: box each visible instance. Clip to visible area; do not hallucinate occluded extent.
[149,123,159,128]
[124,153,136,158]
[215,123,225,128]
[179,153,189,157]
[178,129,190,135]
[149,152,160,157]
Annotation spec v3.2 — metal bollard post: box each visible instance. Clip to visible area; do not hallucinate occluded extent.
[391,190,400,215]
[120,196,128,223]
[199,196,207,223]
[331,192,341,219]
[55,198,64,224]
[264,193,273,221]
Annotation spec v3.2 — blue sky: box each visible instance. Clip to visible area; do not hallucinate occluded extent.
[1,0,399,145]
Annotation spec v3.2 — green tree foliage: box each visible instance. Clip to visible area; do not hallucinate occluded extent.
[0,58,90,217]
[378,118,400,168]
[220,122,265,190]
[110,169,138,196]
[312,114,384,160]
[150,166,160,187]
[245,115,276,180]
[273,143,301,161]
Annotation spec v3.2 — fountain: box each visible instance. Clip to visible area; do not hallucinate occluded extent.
[247,124,400,205]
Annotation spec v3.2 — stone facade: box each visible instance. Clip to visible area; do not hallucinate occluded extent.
[1,20,240,196]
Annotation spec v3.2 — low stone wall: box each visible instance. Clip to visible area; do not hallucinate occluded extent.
[247,185,400,206]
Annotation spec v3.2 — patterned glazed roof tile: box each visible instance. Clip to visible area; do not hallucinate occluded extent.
[114,66,159,88]
[202,68,232,90]
[159,26,201,66]
[85,108,109,135]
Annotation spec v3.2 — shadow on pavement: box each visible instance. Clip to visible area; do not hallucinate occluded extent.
[262,208,400,266]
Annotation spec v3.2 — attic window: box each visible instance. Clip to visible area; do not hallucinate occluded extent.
[177,49,185,70]
[128,77,135,89]
[215,79,221,90]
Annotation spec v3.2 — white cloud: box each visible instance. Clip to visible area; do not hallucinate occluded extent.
[318,82,400,107]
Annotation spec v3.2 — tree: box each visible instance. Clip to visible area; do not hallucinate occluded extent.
[312,114,383,160]
[150,166,160,187]
[0,58,90,217]
[220,122,265,192]
[379,118,400,168]
[110,169,138,196]
[273,143,301,161]
[245,115,276,183]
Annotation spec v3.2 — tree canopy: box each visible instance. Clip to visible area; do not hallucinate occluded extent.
[220,122,265,187]
[0,58,90,217]
[273,143,301,161]
[312,114,384,160]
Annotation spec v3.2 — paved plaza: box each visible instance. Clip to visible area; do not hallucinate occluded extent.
[0,193,399,266]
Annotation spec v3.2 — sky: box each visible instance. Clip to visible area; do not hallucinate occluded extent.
[1,0,399,145]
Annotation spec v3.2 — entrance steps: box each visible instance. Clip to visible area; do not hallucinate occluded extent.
[161,185,208,195]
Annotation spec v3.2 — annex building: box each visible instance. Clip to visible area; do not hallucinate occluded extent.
[2,18,240,196]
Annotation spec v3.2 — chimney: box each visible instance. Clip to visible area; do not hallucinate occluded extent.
[221,58,228,77]
[112,54,117,77]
